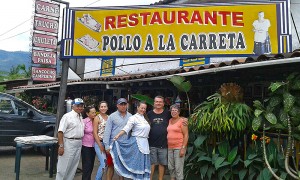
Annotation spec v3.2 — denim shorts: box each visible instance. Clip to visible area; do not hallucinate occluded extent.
[150,147,168,165]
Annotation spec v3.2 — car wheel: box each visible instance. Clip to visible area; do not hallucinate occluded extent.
[39,130,54,156]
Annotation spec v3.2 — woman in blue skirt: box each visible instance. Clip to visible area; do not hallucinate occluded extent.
[112,101,151,180]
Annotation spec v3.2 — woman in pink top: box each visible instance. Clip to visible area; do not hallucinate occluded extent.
[167,104,189,180]
[81,106,97,180]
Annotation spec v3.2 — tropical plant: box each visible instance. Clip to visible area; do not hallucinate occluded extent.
[184,134,245,180]
[131,94,154,106]
[251,72,300,179]
[168,75,192,115]
[190,83,252,141]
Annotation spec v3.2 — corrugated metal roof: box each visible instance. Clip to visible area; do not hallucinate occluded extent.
[11,50,300,91]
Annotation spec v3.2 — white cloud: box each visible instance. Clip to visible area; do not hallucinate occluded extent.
[0,0,158,52]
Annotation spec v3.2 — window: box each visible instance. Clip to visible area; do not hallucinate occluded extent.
[0,98,14,114]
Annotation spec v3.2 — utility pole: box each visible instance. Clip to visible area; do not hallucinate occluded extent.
[52,0,69,137]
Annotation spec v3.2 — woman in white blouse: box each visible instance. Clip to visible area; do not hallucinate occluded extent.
[112,101,151,180]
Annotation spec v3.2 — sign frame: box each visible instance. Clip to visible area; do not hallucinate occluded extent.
[61,0,292,58]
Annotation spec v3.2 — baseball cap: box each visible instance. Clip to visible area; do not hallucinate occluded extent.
[117,98,127,104]
[72,98,84,105]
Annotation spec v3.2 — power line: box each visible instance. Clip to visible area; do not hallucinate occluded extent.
[0,1,102,41]
[84,0,101,7]
[0,30,30,41]
[0,18,31,37]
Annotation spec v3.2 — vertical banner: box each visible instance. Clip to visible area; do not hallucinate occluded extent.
[31,0,60,82]
[100,58,116,76]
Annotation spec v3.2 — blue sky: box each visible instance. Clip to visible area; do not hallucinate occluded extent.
[0,0,158,52]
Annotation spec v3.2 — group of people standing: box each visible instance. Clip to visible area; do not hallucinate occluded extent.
[55,95,188,180]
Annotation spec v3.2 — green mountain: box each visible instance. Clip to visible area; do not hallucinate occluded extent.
[0,50,31,72]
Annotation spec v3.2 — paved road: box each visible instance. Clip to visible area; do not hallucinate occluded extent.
[0,146,169,180]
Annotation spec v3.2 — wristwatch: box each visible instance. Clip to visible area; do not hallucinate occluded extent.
[182,146,186,149]
[59,144,64,148]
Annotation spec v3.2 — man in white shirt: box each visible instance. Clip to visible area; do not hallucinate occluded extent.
[253,11,271,55]
[56,98,85,180]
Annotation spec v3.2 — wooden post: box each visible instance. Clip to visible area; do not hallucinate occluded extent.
[54,58,69,137]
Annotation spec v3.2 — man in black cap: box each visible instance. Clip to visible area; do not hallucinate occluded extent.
[103,98,132,180]
[56,98,85,180]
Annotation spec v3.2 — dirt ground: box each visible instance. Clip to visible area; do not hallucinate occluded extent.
[0,146,169,180]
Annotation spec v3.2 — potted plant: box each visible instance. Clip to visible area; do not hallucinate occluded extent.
[189,83,252,143]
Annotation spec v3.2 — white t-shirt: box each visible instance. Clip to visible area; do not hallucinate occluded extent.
[253,19,270,42]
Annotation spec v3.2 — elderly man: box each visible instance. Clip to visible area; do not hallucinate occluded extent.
[56,98,85,180]
[103,98,132,180]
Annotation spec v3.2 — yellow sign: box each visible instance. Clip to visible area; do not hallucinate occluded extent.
[62,1,291,58]
[100,58,115,76]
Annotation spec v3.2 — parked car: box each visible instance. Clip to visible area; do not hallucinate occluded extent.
[0,92,56,148]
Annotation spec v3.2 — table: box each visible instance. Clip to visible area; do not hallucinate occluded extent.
[14,136,57,180]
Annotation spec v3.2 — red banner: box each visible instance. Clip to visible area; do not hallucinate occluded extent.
[32,50,57,65]
[32,32,58,49]
[32,67,56,82]
[35,0,60,18]
[34,16,59,34]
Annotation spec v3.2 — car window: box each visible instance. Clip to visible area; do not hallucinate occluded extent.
[0,98,14,114]
[14,101,29,117]
[0,97,29,116]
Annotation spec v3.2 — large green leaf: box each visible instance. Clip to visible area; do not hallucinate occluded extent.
[253,100,264,110]
[289,106,300,117]
[214,157,226,170]
[200,165,208,178]
[252,116,262,131]
[291,81,300,90]
[268,96,282,107]
[238,169,247,180]
[264,112,277,124]
[248,154,257,160]
[283,92,295,112]
[207,166,215,180]
[218,141,229,157]
[131,94,154,106]
[218,168,230,180]
[169,75,191,92]
[262,167,273,180]
[194,135,207,148]
[198,156,212,162]
[228,147,238,164]
[279,110,288,127]
[269,82,284,92]
[254,109,263,117]
[244,159,253,168]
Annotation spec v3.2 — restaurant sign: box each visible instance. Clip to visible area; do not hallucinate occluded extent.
[31,67,56,81]
[35,0,60,18]
[32,32,58,50]
[61,0,291,58]
[34,16,59,34]
[32,50,57,65]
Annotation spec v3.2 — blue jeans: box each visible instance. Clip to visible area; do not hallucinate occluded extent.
[94,142,107,180]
